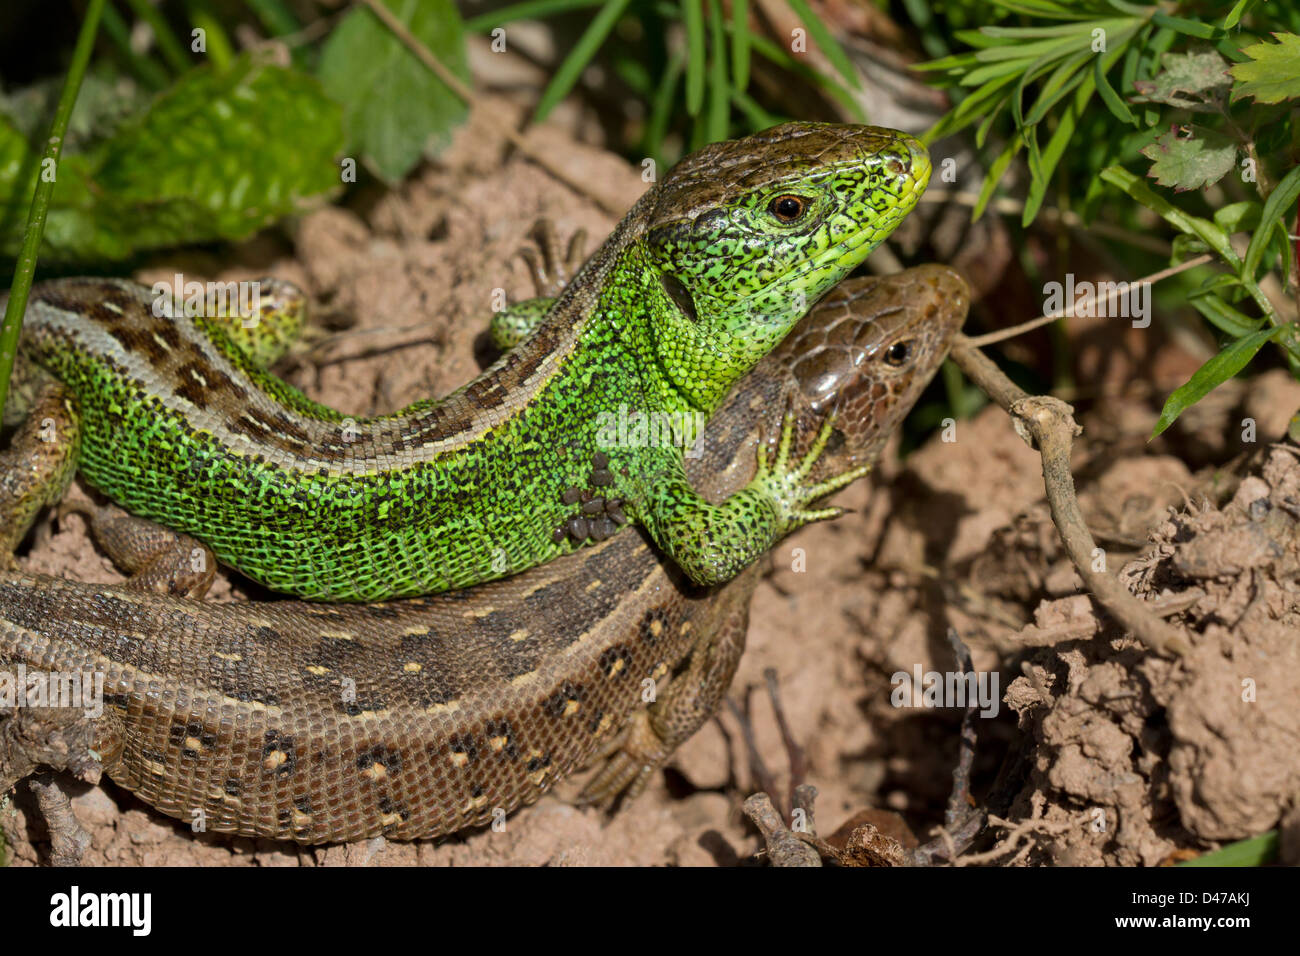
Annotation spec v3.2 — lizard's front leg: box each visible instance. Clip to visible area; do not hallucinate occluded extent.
[635,407,871,587]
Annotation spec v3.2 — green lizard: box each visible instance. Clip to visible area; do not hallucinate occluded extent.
[0,266,967,846]
[0,123,929,601]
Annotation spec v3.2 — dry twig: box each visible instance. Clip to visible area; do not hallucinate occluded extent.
[949,335,1189,656]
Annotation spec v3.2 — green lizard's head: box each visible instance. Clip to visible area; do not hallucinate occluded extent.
[640,122,930,411]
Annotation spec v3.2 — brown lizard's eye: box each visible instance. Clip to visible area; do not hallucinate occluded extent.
[884,341,912,367]
[768,195,807,223]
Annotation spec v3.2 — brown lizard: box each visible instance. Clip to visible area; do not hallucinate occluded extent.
[0,266,967,845]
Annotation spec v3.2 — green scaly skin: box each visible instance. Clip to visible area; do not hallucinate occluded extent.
[3,123,929,601]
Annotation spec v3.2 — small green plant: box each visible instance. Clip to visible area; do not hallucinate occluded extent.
[914,0,1300,435]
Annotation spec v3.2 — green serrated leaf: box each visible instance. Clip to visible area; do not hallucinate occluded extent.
[1139,126,1237,192]
[1,59,344,263]
[98,59,343,232]
[1152,325,1282,437]
[318,0,469,184]
[1130,48,1230,111]
[1230,33,1300,104]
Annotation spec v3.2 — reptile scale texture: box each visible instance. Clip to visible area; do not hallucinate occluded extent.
[1,123,930,601]
[0,267,968,844]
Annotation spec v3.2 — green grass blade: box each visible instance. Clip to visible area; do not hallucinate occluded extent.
[973,138,1021,220]
[743,30,866,122]
[186,0,236,71]
[1244,164,1300,283]
[1024,68,1096,223]
[731,88,779,129]
[532,0,633,121]
[100,2,170,88]
[1222,0,1256,31]
[683,0,706,115]
[706,0,729,141]
[973,33,1094,64]
[960,56,1041,88]
[731,0,751,90]
[123,0,192,74]
[0,0,106,418]
[1151,11,1221,40]
[1152,325,1282,437]
[463,0,603,33]
[925,71,1019,142]
[1100,166,1241,266]
[988,0,1089,16]
[975,88,1013,148]
[1094,47,1136,125]
[1024,48,1091,125]
[644,48,685,165]
[786,0,861,90]
[243,0,302,37]
[1189,274,1265,337]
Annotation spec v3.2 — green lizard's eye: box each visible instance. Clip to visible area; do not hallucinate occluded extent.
[768,195,808,223]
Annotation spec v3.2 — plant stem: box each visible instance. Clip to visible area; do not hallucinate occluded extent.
[0,0,106,420]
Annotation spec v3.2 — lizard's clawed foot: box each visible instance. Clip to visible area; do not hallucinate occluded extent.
[60,499,217,599]
[489,221,591,351]
[578,710,671,810]
[520,219,588,300]
[751,400,872,533]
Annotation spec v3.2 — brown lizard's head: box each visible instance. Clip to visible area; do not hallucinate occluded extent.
[689,265,968,498]
[776,264,969,473]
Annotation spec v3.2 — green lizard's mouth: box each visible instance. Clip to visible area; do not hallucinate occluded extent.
[790,137,931,296]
